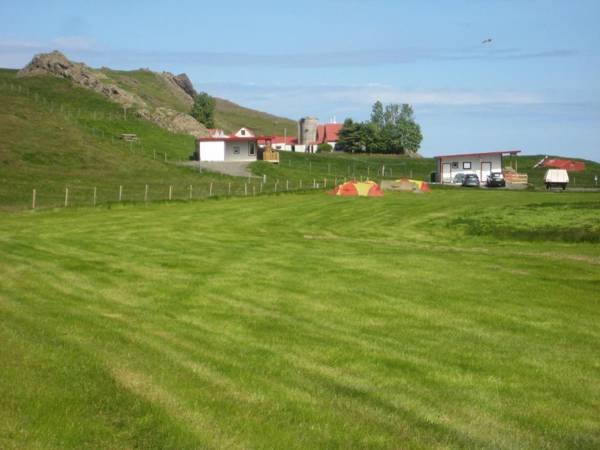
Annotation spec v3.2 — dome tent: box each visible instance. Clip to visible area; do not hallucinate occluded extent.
[331,180,385,197]
[387,177,431,193]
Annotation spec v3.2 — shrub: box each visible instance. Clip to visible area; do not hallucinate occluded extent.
[317,143,333,153]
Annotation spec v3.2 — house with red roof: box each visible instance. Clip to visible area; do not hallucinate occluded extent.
[197,127,258,162]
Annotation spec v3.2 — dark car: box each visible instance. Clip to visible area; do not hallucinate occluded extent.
[453,173,466,185]
[486,172,506,187]
[462,174,480,187]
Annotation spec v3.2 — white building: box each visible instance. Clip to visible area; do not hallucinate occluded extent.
[197,127,258,162]
[435,150,521,184]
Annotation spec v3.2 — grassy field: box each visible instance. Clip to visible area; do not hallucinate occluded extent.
[1,189,599,449]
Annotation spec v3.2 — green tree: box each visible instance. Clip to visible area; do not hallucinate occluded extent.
[370,100,385,129]
[336,119,363,153]
[339,103,423,155]
[190,92,216,128]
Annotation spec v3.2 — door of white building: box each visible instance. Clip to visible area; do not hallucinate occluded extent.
[481,162,492,183]
[442,163,452,183]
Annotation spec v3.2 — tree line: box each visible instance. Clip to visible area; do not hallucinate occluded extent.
[336,101,423,154]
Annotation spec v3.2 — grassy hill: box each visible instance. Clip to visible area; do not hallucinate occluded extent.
[1,190,599,448]
[0,68,239,211]
[213,97,297,136]
[100,68,297,135]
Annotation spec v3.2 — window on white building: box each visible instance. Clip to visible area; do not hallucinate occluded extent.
[233,146,240,154]
[463,162,472,169]
[451,162,459,169]
[240,129,246,136]
[248,144,256,156]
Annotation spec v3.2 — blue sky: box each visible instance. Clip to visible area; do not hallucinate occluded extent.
[1,0,599,160]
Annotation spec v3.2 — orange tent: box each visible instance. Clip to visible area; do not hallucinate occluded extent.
[389,177,431,192]
[331,180,385,197]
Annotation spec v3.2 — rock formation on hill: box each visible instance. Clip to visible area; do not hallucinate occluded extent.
[17,50,144,108]
[172,73,197,99]
[18,51,207,137]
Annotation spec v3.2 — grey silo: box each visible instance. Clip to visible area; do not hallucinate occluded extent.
[298,117,319,144]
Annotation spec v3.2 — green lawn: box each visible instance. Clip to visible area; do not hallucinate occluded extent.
[1,189,599,449]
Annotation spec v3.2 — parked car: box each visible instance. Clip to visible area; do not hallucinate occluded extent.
[544,169,569,190]
[453,173,466,185]
[462,174,480,187]
[486,172,506,187]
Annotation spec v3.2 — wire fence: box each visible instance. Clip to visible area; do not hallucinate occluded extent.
[0,176,369,212]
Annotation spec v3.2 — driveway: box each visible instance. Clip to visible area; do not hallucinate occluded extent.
[179,161,258,178]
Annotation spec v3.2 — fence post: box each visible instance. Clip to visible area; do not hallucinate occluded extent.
[313,179,316,188]
[252,185,256,196]
[144,184,148,202]
[119,185,123,202]
[275,181,278,193]
[64,188,69,207]
[32,189,36,209]
[164,153,167,162]
[169,185,173,200]
[300,180,303,189]
[244,183,247,196]
[209,182,213,197]
[228,182,231,196]
[324,178,327,188]
[189,185,193,200]
[286,180,289,191]
[260,182,263,193]
[93,187,97,207]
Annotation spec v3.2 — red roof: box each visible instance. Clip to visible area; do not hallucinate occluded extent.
[435,150,521,159]
[197,136,259,142]
[257,136,298,145]
[316,123,342,144]
[542,158,586,171]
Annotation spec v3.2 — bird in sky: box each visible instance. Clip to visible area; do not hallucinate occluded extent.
[482,38,493,44]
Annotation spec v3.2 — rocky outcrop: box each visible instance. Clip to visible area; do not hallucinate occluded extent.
[18,50,145,108]
[18,51,208,137]
[174,73,197,99]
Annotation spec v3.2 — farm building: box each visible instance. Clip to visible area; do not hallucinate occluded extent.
[197,127,258,162]
[257,119,343,153]
[435,150,521,184]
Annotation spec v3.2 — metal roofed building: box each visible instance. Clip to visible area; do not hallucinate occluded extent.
[434,150,521,184]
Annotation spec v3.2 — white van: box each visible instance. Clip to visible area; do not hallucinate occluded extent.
[544,169,569,190]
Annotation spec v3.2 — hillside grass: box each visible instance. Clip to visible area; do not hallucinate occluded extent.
[0,69,240,211]
[1,189,599,449]
[100,67,298,135]
[213,97,297,136]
